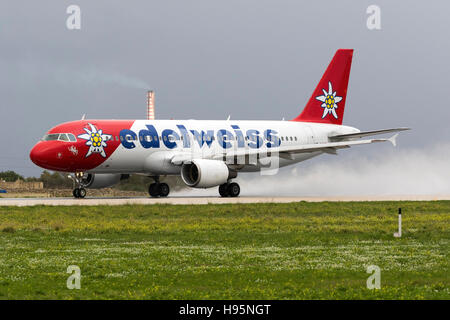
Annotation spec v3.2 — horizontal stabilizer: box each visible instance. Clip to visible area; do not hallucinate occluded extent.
[329,128,410,142]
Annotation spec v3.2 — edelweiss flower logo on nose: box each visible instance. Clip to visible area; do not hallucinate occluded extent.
[77,123,112,158]
[315,81,342,119]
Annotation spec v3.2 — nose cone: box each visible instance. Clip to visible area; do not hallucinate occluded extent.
[30,141,73,171]
[30,142,65,170]
[30,143,49,168]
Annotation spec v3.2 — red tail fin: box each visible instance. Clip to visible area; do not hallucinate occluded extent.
[292,49,353,125]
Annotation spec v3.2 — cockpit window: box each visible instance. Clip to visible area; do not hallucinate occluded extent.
[42,133,77,142]
[42,134,60,141]
[59,134,69,141]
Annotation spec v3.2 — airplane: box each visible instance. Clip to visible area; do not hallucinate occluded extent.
[29,49,409,198]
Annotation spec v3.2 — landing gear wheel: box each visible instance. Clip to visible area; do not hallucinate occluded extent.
[219,184,229,197]
[159,183,170,197]
[148,176,170,198]
[72,188,86,199]
[149,183,160,198]
[227,183,240,197]
[78,188,86,199]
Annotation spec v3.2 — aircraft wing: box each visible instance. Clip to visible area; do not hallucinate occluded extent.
[211,135,399,160]
[170,134,400,165]
[329,128,410,141]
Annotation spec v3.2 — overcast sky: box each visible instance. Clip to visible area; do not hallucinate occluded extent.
[0,1,448,177]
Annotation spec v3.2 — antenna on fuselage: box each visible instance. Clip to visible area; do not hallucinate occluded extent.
[226,115,231,120]
[81,114,86,120]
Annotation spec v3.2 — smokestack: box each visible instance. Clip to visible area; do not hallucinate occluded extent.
[147,90,155,120]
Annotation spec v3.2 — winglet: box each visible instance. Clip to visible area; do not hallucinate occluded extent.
[388,133,399,147]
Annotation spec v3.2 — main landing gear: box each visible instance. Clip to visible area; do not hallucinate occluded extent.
[70,172,87,199]
[219,182,240,197]
[148,176,170,198]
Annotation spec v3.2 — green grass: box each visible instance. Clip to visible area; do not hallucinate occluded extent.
[0,201,448,299]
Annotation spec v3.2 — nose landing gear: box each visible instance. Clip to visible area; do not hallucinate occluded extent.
[69,172,87,199]
[148,176,170,198]
[73,187,86,199]
[219,182,240,197]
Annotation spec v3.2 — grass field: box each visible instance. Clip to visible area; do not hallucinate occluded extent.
[0,201,448,299]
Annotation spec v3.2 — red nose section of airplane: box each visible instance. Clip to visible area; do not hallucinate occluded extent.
[29,141,72,171]
[30,120,134,172]
[30,142,51,168]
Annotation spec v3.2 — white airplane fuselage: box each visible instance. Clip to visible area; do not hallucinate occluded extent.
[88,120,359,174]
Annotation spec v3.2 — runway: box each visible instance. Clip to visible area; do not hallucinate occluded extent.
[1,194,450,206]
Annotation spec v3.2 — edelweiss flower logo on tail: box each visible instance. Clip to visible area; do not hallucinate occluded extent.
[77,123,112,158]
[315,81,342,119]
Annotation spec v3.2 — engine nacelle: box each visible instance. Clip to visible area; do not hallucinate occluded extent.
[181,159,237,188]
[81,173,129,189]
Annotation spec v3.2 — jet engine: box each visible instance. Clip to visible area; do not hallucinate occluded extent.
[81,173,129,189]
[181,159,237,188]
